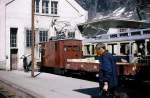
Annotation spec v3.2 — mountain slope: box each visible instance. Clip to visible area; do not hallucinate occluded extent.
[75,0,150,21]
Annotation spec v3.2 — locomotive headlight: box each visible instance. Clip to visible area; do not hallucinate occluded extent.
[93,65,97,69]
[132,66,136,71]
[66,64,70,67]
[96,74,99,77]
[81,64,84,68]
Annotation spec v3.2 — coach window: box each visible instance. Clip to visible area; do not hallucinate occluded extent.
[147,40,150,55]
[120,43,130,55]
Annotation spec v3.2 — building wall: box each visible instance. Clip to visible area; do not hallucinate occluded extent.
[0,1,7,69]
[107,28,132,34]
[5,0,32,70]
[0,0,87,70]
[57,0,87,39]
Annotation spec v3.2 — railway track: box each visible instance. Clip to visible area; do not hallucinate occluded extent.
[0,86,20,98]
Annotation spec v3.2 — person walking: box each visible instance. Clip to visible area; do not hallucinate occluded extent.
[95,43,118,97]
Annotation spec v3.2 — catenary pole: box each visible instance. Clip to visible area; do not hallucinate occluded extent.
[31,0,35,77]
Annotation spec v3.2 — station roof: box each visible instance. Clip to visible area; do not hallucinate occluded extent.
[78,18,150,37]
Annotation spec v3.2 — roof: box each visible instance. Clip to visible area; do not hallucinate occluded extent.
[78,18,150,37]
[79,18,150,29]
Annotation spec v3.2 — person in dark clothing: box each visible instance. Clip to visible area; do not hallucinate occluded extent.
[21,55,31,72]
[22,55,28,72]
[95,43,118,97]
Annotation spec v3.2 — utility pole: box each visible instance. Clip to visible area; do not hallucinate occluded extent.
[31,0,35,77]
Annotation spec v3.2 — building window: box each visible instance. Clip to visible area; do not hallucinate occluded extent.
[10,28,17,48]
[131,31,141,36]
[110,34,118,38]
[120,28,127,32]
[35,0,40,13]
[119,33,128,37]
[51,1,58,15]
[143,30,150,35]
[42,0,49,14]
[68,32,75,38]
[26,30,32,47]
[39,31,48,42]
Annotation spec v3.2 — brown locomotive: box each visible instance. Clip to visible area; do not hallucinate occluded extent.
[41,39,82,69]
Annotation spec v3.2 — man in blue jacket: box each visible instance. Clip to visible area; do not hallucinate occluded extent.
[95,43,118,96]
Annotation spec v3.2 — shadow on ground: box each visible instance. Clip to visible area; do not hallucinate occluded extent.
[74,87,99,98]
[74,87,114,98]
[74,81,150,98]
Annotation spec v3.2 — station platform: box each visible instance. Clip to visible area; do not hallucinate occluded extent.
[0,71,99,98]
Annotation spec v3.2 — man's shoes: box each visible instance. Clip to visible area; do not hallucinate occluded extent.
[98,91,115,98]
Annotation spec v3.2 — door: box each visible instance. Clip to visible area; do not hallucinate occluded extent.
[10,49,18,70]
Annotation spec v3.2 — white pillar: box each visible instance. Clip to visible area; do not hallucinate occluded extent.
[117,42,120,55]
[129,42,132,63]
[145,39,148,55]
[17,28,25,70]
[39,0,42,13]
[5,27,11,70]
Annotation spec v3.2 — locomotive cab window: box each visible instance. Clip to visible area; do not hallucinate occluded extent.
[64,46,72,51]
[72,46,80,51]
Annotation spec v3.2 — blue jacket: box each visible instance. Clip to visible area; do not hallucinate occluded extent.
[97,52,118,88]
